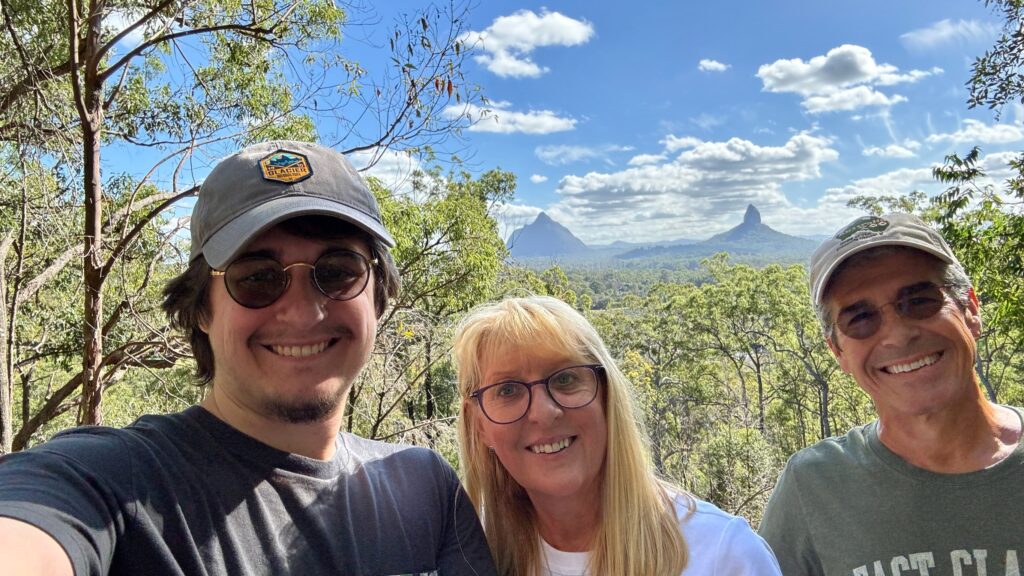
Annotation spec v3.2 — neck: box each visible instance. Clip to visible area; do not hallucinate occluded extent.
[877,398,1022,473]
[530,487,602,552]
[200,391,344,460]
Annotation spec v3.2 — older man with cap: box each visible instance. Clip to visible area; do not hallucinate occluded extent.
[0,141,497,576]
[758,213,1024,576]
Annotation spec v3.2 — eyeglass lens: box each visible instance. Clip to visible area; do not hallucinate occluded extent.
[476,365,600,424]
[223,250,372,309]
[836,283,947,340]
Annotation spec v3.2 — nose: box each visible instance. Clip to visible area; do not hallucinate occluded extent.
[273,267,328,327]
[525,385,563,423]
[875,304,921,347]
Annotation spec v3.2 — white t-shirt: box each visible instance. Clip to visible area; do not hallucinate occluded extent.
[540,493,781,576]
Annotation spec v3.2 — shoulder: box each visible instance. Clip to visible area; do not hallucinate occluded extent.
[676,494,781,575]
[780,422,875,479]
[340,434,455,483]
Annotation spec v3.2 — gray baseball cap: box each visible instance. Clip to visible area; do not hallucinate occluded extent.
[809,213,960,305]
[190,140,395,269]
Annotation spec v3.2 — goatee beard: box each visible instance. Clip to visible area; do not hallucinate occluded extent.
[264,385,348,424]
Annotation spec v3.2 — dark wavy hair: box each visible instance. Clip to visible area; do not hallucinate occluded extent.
[162,216,401,385]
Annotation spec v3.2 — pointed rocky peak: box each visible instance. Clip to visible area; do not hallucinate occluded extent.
[534,212,554,224]
[743,204,761,226]
[507,212,590,258]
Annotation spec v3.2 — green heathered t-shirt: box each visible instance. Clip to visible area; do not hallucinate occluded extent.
[759,411,1024,576]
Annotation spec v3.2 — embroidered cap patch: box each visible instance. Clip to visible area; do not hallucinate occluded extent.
[259,150,313,184]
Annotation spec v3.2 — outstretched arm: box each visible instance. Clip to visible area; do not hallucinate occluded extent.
[0,517,73,576]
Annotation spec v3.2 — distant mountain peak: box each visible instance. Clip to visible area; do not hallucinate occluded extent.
[507,212,590,258]
[743,204,761,226]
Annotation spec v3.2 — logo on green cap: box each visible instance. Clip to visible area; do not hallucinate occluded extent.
[834,216,888,244]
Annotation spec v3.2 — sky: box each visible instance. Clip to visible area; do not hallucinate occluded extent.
[352,0,1022,245]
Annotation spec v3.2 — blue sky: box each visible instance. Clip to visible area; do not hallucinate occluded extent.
[353,1,1021,244]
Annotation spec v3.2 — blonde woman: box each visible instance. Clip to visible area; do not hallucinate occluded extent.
[453,295,780,576]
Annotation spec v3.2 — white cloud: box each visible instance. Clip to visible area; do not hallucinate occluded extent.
[661,135,703,152]
[445,102,576,134]
[926,119,1024,145]
[628,153,666,166]
[803,86,908,113]
[535,144,632,166]
[757,44,938,113]
[900,19,1000,51]
[105,9,147,50]
[349,148,423,195]
[862,140,921,158]
[541,132,839,244]
[690,113,725,131]
[461,10,594,78]
[530,174,549,183]
[698,59,730,72]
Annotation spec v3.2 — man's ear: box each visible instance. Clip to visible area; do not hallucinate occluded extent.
[965,287,982,339]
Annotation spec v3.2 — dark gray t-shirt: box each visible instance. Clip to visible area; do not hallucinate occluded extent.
[758,413,1024,576]
[0,407,496,576]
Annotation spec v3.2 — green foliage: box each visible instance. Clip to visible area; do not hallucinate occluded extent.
[968,0,1024,117]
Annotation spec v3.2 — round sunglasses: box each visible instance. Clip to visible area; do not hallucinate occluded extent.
[211,249,377,309]
[835,283,950,340]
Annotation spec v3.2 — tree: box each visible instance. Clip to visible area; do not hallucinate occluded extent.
[967,0,1024,117]
[0,0,486,451]
[345,168,510,444]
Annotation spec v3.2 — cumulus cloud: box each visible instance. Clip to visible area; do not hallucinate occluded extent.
[862,140,921,158]
[541,132,839,244]
[698,59,730,72]
[530,174,549,183]
[925,119,1024,145]
[535,144,633,166]
[460,10,594,78]
[661,135,703,152]
[757,44,938,113]
[349,148,423,195]
[445,102,576,134]
[628,153,666,166]
[900,19,1000,51]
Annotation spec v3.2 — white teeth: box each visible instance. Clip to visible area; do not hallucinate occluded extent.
[271,341,329,358]
[885,353,940,374]
[530,437,572,454]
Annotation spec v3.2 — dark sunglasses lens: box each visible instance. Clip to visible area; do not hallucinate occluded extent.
[840,311,881,340]
[224,259,286,308]
[900,287,946,319]
[838,285,947,340]
[314,252,369,300]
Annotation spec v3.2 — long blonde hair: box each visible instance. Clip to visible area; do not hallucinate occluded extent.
[453,296,688,576]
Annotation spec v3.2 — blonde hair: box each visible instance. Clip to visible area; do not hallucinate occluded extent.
[453,295,688,576]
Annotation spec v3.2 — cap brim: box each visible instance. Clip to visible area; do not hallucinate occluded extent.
[201,196,395,269]
[812,237,955,305]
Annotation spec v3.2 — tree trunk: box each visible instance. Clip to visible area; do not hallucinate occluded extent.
[0,236,12,453]
[78,0,106,425]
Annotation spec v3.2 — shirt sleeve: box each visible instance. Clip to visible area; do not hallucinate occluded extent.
[432,451,498,576]
[0,429,130,576]
[757,458,823,576]
[708,516,782,576]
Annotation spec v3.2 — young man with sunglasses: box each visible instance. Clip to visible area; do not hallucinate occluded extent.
[0,141,497,575]
[759,213,1023,576]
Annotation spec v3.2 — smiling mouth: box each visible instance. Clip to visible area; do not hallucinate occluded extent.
[883,352,942,375]
[529,437,575,454]
[268,339,336,358]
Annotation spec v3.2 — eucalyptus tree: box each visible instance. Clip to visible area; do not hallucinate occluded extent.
[346,168,510,445]
[0,0,485,451]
